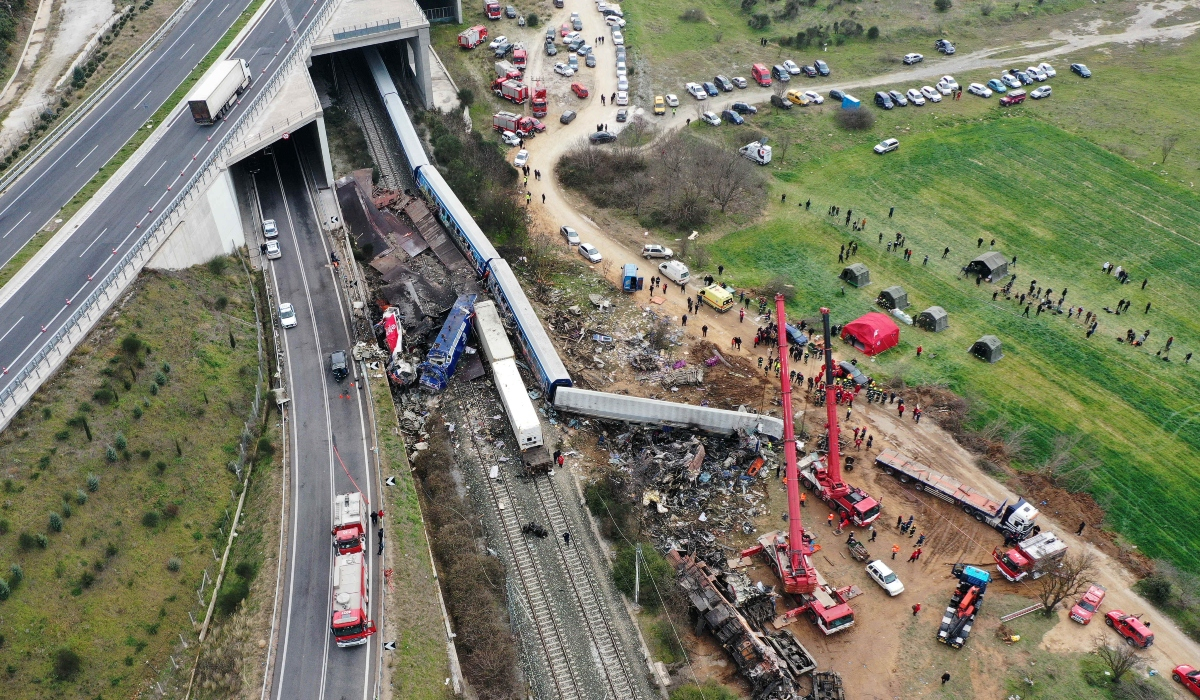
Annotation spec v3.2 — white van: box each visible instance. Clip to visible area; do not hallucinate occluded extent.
[659,260,690,284]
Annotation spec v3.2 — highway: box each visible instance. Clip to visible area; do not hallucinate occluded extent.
[250,135,378,699]
[0,0,327,391]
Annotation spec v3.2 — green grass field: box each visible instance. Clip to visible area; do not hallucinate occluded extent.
[0,264,262,696]
[708,113,1200,573]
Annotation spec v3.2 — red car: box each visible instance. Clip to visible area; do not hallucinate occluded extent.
[561,22,571,37]
[1069,584,1106,624]
[1174,666,1200,697]
[571,83,589,99]
[1105,609,1154,648]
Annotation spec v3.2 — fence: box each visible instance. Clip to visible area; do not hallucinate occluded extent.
[331,16,415,42]
[0,0,340,430]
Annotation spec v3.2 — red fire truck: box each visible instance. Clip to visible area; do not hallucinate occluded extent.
[332,492,367,555]
[512,43,527,69]
[485,0,501,19]
[457,25,488,49]
[531,80,547,118]
[993,530,1067,582]
[492,78,529,104]
[492,111,537,137]
[331,552,376,647]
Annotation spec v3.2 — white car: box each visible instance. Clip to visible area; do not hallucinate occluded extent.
[616,60,626,73]
[937,75,958,94]
[611,30,624,45]
[501,130,521,146]
[902,53,923,65]
[873,138,899,154]
[802,90,824,104]
[578,243,602,263]
[782,59,801,75]
[616,91,628,106]
[264,240,281,260]
[1001,73,1022,89]
[664,94,679,107]
[263,218,279,238]
[968,83,992,97]
[905,88,925,106]
[554,62,575,77]
[920,85,942,102]
[604,15,625,27]
[686,83,707,100]
[731,76,748,88]
[1026,66,1048,81]
[488,35,508,50]
[866,560,905,596]
[642,244,673,259]
[701,111,721,126]
[616,66,626,78]
[560,225,580,245]
[1038,62,1056,78]
[617,77,628,92]
[513,149,528,168]
[1030,85,1052,99]
[278,302,297,329]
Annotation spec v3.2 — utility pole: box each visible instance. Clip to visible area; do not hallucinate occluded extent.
[634,543,642,606]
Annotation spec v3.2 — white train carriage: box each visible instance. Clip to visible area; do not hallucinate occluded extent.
[492,358,543,450]
[472,300,515,364]
[553,387,784,440]
[483,259,572,398]
[363,47,429,170]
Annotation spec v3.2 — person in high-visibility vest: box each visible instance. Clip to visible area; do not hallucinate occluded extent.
[892,544,901,560]
[827,512,835,527]
[799,493,806,507]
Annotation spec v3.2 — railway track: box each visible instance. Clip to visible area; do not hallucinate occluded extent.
[333,54,405,189]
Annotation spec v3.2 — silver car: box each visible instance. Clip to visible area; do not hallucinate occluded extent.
[560,225,580,245]
[278,302,297,328]
[578,243,602,263]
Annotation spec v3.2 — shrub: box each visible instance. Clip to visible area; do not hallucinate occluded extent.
[748,13,770,29]
[106,446,118,462]
[835,107,876,130]
[214,295,228,311]
[8,564,21,588]
[120,334,143,356]
[0,519,7,535]
[115,432,127,450]
[36,534,47,549]
[867,26,879,39]
[141,511,160,528]
[257,436,275,457]
[215,577,250,615]
[166,557,182,572]
[133,406,142,419]
[670,681,740,700]
[981,1,994,13]
[934,0,952,10]
[207,256,227,275]
[49,512,63,532]
[154,371,166,386]
[42,407,51,419]
[53,648,82,680]
[55,429,70,441]
[526,12,539,26]
[1137,573,1173,606]
[164,504,179,519]
[680,7,706,21]
[18,532,37,551]
[611,543,675,610]
[75,489,87,506]
[456,88,474,107]
[740,0,757,11]
[87,474,100,492]
[0,579,9,600]
[93,386,116,405]
[234,561,257,580]
[105,542,118,558]
[61,503,72,519]
[155,460,167,474]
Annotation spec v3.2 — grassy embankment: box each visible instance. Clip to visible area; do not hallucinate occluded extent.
[0,0,267,289]
[0,262,263,697]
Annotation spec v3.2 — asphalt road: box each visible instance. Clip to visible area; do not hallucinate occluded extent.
[0,0,329,390]
[251,136,378,700]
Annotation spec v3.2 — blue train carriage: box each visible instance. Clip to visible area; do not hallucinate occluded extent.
[418,294,478,392]
[621,264,644,293]
[414,165,500,275]
[482,259,572,398]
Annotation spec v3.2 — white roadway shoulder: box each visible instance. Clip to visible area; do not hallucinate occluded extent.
[0,0,281,312]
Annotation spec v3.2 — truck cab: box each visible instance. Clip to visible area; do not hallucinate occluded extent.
[485,0,502,19]
[1106,610,1154,648]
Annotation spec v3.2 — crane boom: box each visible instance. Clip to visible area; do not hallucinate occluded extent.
[819,308,848,495]
[777,295,805,573]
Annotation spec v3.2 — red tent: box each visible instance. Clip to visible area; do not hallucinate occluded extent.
[841,312,900,356]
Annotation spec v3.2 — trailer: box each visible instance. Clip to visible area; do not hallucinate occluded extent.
[938,564,989,649]
[993,531,1067,582]
[492,78,529,104]
[472,300,514,364]
[186,59,251,125]
[331,492,367,556]
[553,387,783,439]
[874,449,1041,541]
[418,294,477,392]
[458,25,488,49]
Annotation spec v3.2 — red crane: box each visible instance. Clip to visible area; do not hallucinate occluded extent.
[740,295,856,635]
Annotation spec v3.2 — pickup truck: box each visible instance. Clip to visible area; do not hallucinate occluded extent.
[1105,610,1154,648]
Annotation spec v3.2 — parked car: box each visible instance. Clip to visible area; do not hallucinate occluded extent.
[935,38,955,54]
[1070,63,1091,77]
[528,118,546,133]
[545,26,556,41]
[572,16,583,30]
[829,88,847,101]
[903,52,923,65]
[589,131,617,143]
[617,77,628,91]
[554,62,575,77]
[874,138,899,154]
[560,110,576,124]
[505,5,516,17]
[986,78,1008,93]
[782,59,801,75]
[800,64,818,77]
[1069,585,1106,624]
[1014,70,1034,86]
[611,29,624,45]
[665,94,679,107]
[920,85,942,102]
[1026,66,1048,81]
[1038,62,1057,77]
[874,91,894,109]
[1173,666,1200,697]
[615,108,628,122]
[330,350,348,382]
[513,149,529,168]
[999,89,1026,106]
[686,82,707,100]
[560,225,580,245]
[937,75,958,93]
[731,101,757,114]
[578,243,602,263]
[500,130,521,146]
[731,76,748,88]
[642,244,673,259]
[770,94,793,109]
[653,95,666,114]
[772,65,791,82]
[722,109,744,125]
[263,218,279,238]
[604,15,625,27]
[264,240,281,259]
[701,111,721,126]
[571,82,589,98]
[905,88,925,105]
[785,89,806,105]
[1001,73,1022,89]
[866,560,905,596]
[1105,610,1154,648]
[697,81,716,96]
[278,302,297,328]
[577,44,591,56]
[814,59,830,76]
[888,89,908,106]
[802,90,824,104]
[545,43,558,56]
[659,259,690,283]
[493,42,512,58]
[585,53,596,67]
[968,83,993,97]
[615,47,626,61]
[715,75,734,92]
[615,91,628,105]
[489,35,509,49]
[1030,85,1052,99]
[560,23,570,36]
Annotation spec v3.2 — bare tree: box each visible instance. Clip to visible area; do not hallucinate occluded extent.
[1037,552,1097,616]
[708,149,754,213]
[773,80,787,99]
[1093,634,1142,683]
[522,230,557,282]
[1161,133,1180,164]
[1037,433,1099,489]
[775,133,793,163]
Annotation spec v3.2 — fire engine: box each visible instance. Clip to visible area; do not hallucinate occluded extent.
[331,552,376,647]
[332,492,367,555]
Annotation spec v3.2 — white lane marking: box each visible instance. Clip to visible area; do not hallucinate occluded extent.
[78,227,108,258]
[2,211,30,238]
[0,316,22,345]
[74,145,99,168]
[144,161,167,186]
[217,2,230,16]
[181,42,195,57]
[134,89,153,111]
